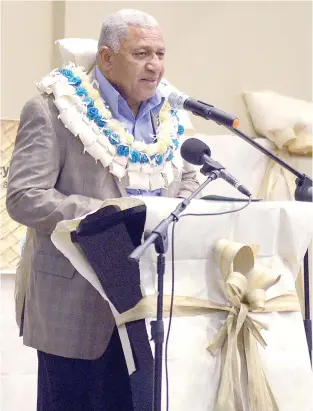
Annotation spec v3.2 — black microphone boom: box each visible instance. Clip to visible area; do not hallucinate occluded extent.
[181,138,251,197]
[168,92,239,128]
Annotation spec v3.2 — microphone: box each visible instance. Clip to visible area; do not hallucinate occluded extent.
[181,138,251,197]
[168,92,239,129]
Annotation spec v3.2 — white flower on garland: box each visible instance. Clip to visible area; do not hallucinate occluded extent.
[37,63,186,190]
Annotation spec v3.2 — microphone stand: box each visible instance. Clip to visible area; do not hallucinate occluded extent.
[129,171,221,411]
[225,125,313,199]
[224,124,312,363]
[190,106,313,200]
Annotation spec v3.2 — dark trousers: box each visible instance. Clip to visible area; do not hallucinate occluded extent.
[37,328,134,411]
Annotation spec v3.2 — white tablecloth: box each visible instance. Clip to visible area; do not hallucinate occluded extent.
[52,197,313,411]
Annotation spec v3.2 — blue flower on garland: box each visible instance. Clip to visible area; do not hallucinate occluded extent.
[172,139,179,149]
[177,125,184,135]
[93,114,101,123]
[155,154,163,165]
[130,151,140,163]
[140,153,149,164]
[76,87,88,97]
[109,133,120,145]
[69,76,82,87]
[166,151,174,161]
[117,145,130,156]
[83,97,94,108]
[96,117,107,128]
[103,128,111,137]
[59,69,73,78]
[87,107,99,120]
[170,109,179,120]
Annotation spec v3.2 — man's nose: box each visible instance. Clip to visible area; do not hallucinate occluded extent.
[146,54,163,71]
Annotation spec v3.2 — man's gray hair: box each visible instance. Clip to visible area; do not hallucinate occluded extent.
[98,9,159,52]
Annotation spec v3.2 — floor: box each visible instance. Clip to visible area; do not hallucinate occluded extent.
[1,274,37,411]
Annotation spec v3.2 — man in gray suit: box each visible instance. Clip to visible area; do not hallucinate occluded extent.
[6,8,199,411]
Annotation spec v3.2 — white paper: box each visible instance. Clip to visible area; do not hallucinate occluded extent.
[79,124,97,147]
[54,96,74,112]
[127,171,150,190]
[52,81,75,98]
[162,162,175,187]
[149,172,165,190]
[98,148,114,168]
[109,160,126,179]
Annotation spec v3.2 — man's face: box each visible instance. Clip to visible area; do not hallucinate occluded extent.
[104,26,165,105]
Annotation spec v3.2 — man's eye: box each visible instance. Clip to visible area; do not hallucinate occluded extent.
[135,52,147,57]
[157,52,165,59]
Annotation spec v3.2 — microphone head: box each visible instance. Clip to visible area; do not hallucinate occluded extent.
[180,138,211,166]
[168,92,188,110]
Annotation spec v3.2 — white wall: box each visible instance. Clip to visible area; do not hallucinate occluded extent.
[1,1,311,134]
[63,1,312,136]
[1,1,54,119]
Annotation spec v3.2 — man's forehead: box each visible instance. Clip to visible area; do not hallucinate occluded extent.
[122,25,165,48]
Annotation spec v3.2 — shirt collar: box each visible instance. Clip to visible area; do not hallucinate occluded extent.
[95,66,164,119]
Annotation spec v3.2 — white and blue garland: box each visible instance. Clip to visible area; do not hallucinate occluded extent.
[37,64,186,190]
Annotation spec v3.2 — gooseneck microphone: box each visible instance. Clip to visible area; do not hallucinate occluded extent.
[168,92,239,128]
[181,138,251,197]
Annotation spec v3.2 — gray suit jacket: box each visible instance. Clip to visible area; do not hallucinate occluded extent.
[6,93,199,360]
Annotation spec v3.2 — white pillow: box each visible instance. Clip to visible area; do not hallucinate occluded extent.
[56,38,97,70]
[243,90,312,155]
[194,134,272,198]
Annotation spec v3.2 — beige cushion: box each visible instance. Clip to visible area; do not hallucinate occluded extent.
[243,90,312,155]
[287,123,312,156]
[56,38,97,70]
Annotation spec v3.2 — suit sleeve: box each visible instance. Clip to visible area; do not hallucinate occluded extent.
[6,97,104,235]
[177,160,201,198]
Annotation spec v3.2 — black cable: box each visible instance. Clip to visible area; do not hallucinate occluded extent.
[165,221,177,411]
[164,195,252,411]
[181,195,252,219]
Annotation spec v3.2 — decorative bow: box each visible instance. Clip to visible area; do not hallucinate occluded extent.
[116,239,301,411]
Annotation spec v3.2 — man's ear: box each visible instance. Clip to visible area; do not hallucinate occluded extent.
[97,46,115,72]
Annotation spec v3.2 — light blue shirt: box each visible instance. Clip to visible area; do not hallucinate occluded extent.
[95,67,164,196]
